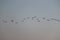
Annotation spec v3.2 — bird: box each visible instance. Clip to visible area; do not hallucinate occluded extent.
[36,18,40,22]
[47,19,50,21]
[15,22,18,24]
[11,19,14,23]
[27,17,30,19]
[37,20,40,22]
[2,19,8,23]
[21,18,26,22]
[51,18,60,22]
[32,16,37,20]
[42,17,46,20]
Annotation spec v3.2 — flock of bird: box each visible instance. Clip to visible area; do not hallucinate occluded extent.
[21,16,50,22]
[21,16,60,23]
[0,16,60,24]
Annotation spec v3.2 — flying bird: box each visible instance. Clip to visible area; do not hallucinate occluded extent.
[36,18,40,22]
[46,19,50,21]
[42,17,46,20]
[32,16,37,20]
[15,22,18,24]
[27,17,30,19]
[21,18,26,22]
[2,19,8,23]
[51,18,60,22]
[11,19,14,23]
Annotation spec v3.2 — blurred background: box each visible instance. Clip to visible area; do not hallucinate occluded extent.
[0,0,60,40]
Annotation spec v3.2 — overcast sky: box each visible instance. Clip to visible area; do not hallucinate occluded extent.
[0,0,60,40]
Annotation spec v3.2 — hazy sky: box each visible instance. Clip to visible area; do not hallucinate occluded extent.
[1,0,60,17]
[0,0,60,40]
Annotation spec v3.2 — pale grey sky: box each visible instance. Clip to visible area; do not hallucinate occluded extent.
[0,0,60,40]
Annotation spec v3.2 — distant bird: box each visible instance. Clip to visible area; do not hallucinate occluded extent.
[36,18,40,22]
[2,19,8,23]
[51,18,58,21]
[15,22,18,24]
[37,20,40,22]
[32,16,37,20]
[21,20,24,22]
[51,18,60,22]
[27,17,30,19]
[11,19,14,23]
[42,17,45,20]
[23,18,26,20]
[21,18,26,22]
[47,19,50,21]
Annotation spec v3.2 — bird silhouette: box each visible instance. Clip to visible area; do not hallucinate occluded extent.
[42,17,46,20]
[47,19,50,21]
[15,22,18,24]
[21,18,26,22]
[2,19,8,23]
[27,17,30,19]
[32,16,37,20]
[11,19,14,23]
[36,18,40,22]
[51,18,60,22]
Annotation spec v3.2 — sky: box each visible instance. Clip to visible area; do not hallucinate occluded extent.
[0,0,60,40]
